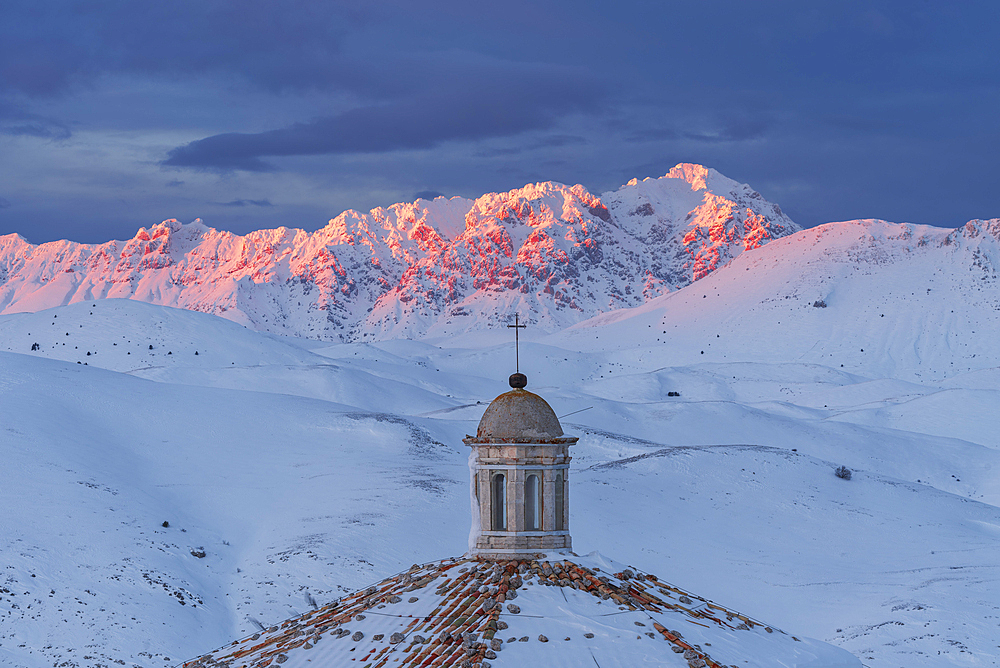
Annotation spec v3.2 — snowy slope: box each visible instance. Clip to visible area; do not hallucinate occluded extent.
[0,299,459,413]
[554,218,1000,381]
[0,298,320,372]
[0,165,798,342]
[4,277,1000,667]
[0,351,467,668]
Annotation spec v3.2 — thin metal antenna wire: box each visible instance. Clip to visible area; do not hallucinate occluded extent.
[558,406,593,420]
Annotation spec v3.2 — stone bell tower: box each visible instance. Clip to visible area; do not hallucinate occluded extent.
[464,371,578,560]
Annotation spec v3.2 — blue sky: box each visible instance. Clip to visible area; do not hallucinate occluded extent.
[1,0,998,243]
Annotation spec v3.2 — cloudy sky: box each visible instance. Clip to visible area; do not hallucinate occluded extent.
[1,1,998,244]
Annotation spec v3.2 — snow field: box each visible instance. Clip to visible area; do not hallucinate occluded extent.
[3,211,1000,666]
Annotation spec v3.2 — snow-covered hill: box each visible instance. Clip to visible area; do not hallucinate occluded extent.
[0,164,797,341]
[0,299,458,413]
[4,267,1000,665]
[556,218,1000,381]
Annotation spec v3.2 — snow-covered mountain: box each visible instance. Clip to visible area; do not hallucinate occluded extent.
[558,217,1000,382]
[0,164,797,341]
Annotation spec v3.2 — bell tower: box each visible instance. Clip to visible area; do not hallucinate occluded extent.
[464,371,578,559]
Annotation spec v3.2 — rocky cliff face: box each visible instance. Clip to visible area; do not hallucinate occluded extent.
[0,164,799,340]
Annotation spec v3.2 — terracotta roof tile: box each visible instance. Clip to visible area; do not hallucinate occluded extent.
[182,554,836,668]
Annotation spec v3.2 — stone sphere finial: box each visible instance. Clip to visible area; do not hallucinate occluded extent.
[509,373,527,389]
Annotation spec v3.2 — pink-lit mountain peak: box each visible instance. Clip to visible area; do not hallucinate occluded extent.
[320,195,473,251]
[665,162,740,192]
[0,165,799,341]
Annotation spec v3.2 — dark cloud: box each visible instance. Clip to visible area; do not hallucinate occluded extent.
[682,117,771,144]
[221,199,273,208]
[0,196,11,209]
[163,58,605,171]
[536,135,587,148]
[414,191,445,200]
[474,147,525,158]
[474,134,587,158]
[625,128,679,143]
[0,99,72,139]
[0,1,357,97]
[4,0,1000,244]
[165,180,185,188]
[821,115,897,133]
[621,112,773,146]
[0,122,71,139]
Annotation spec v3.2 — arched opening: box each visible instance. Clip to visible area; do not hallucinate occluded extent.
[491,473,507,531]
[525,473,540,530]
[554,473,565,531]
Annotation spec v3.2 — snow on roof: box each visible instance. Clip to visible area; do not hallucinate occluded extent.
[181,553,857,668]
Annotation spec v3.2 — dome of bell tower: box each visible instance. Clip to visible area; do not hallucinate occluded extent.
[471,375,568,443]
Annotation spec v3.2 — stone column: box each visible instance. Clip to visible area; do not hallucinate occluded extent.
[562,469,570,534]
[542,467,556,531]
[510,467,524,533]
[478,466,490,532]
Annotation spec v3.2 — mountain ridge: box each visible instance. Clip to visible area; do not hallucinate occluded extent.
[0,164,799,340]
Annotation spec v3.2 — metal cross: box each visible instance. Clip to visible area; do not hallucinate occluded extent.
[507,313,526,373]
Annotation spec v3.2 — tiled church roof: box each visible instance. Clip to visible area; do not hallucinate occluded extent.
[181,553,842,668]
